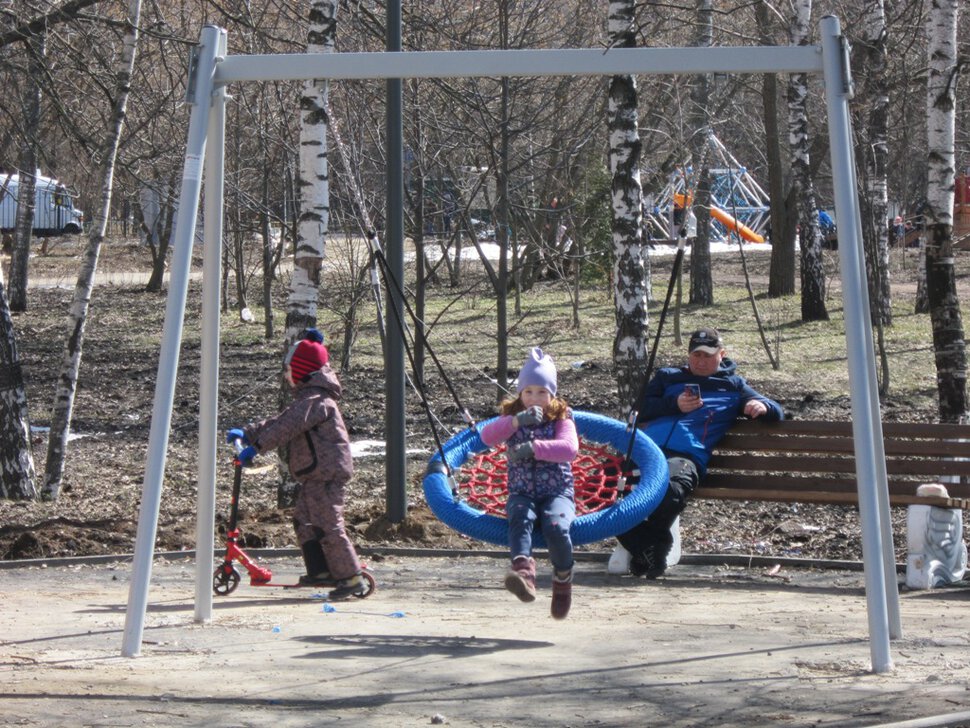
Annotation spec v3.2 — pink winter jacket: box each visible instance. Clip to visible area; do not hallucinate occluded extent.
[480,415,578,462]
[243,367,354,483]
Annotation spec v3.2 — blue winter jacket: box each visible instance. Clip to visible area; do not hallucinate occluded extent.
[634,357,784,475]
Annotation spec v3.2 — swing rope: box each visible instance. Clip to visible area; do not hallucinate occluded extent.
[326,99,468,482]
[713,139,779,370]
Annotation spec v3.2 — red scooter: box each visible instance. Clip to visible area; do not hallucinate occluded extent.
[212,442,376,598]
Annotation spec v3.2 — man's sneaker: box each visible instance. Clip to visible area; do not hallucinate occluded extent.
[298,571,333,587]
[504,556,537,602]
[607,543,632,575]
[630,542,670,579]
[550,569,572,620]
[328,574,365,601]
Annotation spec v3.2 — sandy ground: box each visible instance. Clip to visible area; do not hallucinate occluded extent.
[2,551,970,728]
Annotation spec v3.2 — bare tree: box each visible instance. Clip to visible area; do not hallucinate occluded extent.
[41,0,143,500]
[7,29,44,313]
[852,0,892,328]
[757,0,796,297]
[787,0,828,321]
[688,0,714,306]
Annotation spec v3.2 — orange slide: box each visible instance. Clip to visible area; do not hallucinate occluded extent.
[673,193,765,244]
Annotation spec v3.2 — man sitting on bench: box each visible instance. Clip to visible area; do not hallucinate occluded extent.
[616,327,785,578]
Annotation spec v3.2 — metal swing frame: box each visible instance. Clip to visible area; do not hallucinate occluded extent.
[121,16,900,674]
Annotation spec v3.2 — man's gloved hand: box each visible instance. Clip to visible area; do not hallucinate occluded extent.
[515,406,544,428]
[237,445,258,467]
[506,441,535,463]
[226,428,248,445]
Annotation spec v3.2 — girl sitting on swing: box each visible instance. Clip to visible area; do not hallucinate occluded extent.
[480,347,578,620]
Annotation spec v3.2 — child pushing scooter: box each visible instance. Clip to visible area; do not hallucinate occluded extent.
[216,329,375,601]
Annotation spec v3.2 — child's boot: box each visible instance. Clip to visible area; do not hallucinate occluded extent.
[504,556,537,602]
[328,573,365,601]
[551,568,572,620]
[298,540,332,586]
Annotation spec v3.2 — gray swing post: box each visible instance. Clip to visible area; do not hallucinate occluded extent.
[121,15,897,673]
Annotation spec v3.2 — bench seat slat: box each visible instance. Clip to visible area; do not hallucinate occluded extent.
[708,453,970,478]
[701,472,970,498]
[693,486,970,509]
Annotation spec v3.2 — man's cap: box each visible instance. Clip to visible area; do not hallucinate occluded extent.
[688,328,724,354]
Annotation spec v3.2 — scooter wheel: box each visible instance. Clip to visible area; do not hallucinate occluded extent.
[212,565,241,596]
[355,570,377,599]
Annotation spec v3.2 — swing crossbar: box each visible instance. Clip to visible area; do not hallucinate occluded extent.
[698,419,970,508]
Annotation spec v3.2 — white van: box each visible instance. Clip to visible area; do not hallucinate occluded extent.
[0,172,84,236]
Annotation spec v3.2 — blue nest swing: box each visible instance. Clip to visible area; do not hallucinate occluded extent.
[423,411,668,547]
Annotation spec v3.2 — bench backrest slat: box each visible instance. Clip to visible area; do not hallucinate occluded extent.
[697,418,970,507]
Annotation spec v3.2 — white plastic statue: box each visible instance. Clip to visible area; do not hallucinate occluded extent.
[905,484,968,590]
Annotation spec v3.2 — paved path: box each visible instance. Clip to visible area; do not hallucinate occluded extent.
[2,552,970,727]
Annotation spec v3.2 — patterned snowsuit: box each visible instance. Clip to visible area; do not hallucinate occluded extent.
[243,367,361,580]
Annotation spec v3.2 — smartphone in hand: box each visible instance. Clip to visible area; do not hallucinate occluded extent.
[684,383,701,398]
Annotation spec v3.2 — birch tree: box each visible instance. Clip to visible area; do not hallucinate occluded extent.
[285,0,336,350]
[277,0,337,504]
[40,0,143,500]
[787,0,828,321]
[923,0,967,422]
[607,0,649,409]
[0,264,36,499]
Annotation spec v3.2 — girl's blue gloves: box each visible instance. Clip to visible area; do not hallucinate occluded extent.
[237,445,258,466]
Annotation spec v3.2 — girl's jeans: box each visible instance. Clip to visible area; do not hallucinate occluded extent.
[506,492,575,573]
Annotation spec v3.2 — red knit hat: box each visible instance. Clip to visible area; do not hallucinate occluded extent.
[286,329,329,382]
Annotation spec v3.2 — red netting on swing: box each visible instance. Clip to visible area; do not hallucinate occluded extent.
[455,438,627,517]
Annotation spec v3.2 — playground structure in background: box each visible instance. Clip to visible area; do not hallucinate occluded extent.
[645,135,771,245]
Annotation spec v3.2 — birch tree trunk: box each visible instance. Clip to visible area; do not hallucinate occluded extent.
[42,0,143,500]
[923,0,967,422]
[278,0,336,505]
[0,264,36,500]
[787,0,828,321]
[8,31,44,313]
[607,0,649,411]
[855,0,892,327]
[286,0,336,349]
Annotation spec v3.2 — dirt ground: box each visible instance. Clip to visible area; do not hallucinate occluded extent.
[2,550,970,728]
[2,240,957,568]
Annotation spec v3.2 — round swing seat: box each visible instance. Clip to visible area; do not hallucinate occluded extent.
[422,410,668,547]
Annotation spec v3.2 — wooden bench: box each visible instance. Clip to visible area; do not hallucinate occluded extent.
[697,419,970,509]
